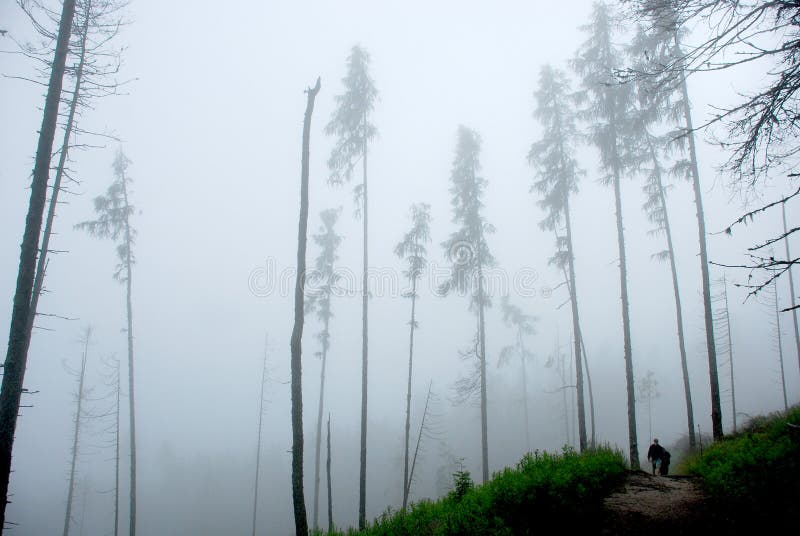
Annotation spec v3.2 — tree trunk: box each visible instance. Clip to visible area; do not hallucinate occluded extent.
[407,380,433,499]
[611,154,639,469]
[358,109,369,531]
[113,358,120,536]
[782,204,800,376]
[313,318,329,529]
[477,256,489,484]
[675,33,723,441]
[578,334,596,447]
[120,159,137,536]
[647,132,696,449]
[290,77,320,536]
[0,1,77,529]
[722,276,736,434]
[326,414,333,534]
[402,276,418,510]
[558,332,570,445]
[519,331,531,452]
[774,279,789,411]
[563,196,587,451]
[62,326,91,536]
[252,336,268,536]
[561,261,596,448]
[58,12,93,535]
[30,0,90,338]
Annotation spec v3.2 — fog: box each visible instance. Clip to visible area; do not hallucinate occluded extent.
[1,1,798,534]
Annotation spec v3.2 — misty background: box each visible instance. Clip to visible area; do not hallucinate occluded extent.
[1,0,797,534]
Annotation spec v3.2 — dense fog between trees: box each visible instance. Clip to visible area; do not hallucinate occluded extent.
[1,0,799,534]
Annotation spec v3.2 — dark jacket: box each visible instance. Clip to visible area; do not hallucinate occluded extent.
[647,443,665,460]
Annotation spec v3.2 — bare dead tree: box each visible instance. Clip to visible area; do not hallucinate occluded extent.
[251,334,268,536]
[782,203,800,374]
[62,326,92,536]
[622,0,800,189]
[406,381,441,504]
[712,186,800,298]
[623,1,800,331]
[713,275,736,433]
[636,370,660,443]
[0,2,77,530]
[765,274,790,410]
[28,0,128,338]
[289,76,320,536]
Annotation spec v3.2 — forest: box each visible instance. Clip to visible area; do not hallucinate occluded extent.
[1,0,799,534]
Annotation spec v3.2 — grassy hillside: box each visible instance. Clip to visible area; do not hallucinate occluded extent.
[324,446,627,535]
[684,405,800,525]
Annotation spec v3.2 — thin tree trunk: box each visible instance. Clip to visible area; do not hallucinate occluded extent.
[578,334,596,447]
[774,279,789,411]
[326,414,333,534]
[611,153,639,469]
[477,255,489,484]
[518,331,531,451]
[722,276,736,434]
[568,332,576,446]
[402,276,418,510]
[559,333,570,445]
[563,197,586,451]
[646,131,696,449]
[113,358,120,536]
[561,261,596,448]
[406,381,433,500]
[358,108,370,531]
[290,77,320,536]
[781,204,800,376]
[30,0,90,337]
[600,21,639,465]
[0,2,77,529]
[674,32,723,440]
[252,335,268,536]
[313,318,329,529]
[62,326,91,536]
[120,160,137,536]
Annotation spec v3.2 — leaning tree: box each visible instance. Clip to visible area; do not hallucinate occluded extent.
[0,2,77,528]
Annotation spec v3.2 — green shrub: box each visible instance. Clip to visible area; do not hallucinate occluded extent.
[686,406,800,517]
[329,445,627,535]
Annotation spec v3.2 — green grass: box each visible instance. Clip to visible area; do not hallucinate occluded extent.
[683,405,800,518]
[325,445,627,535]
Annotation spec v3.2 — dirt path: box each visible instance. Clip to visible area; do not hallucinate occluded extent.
[600,471,711,535]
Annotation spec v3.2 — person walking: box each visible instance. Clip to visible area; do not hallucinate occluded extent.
[647,438,665,475]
